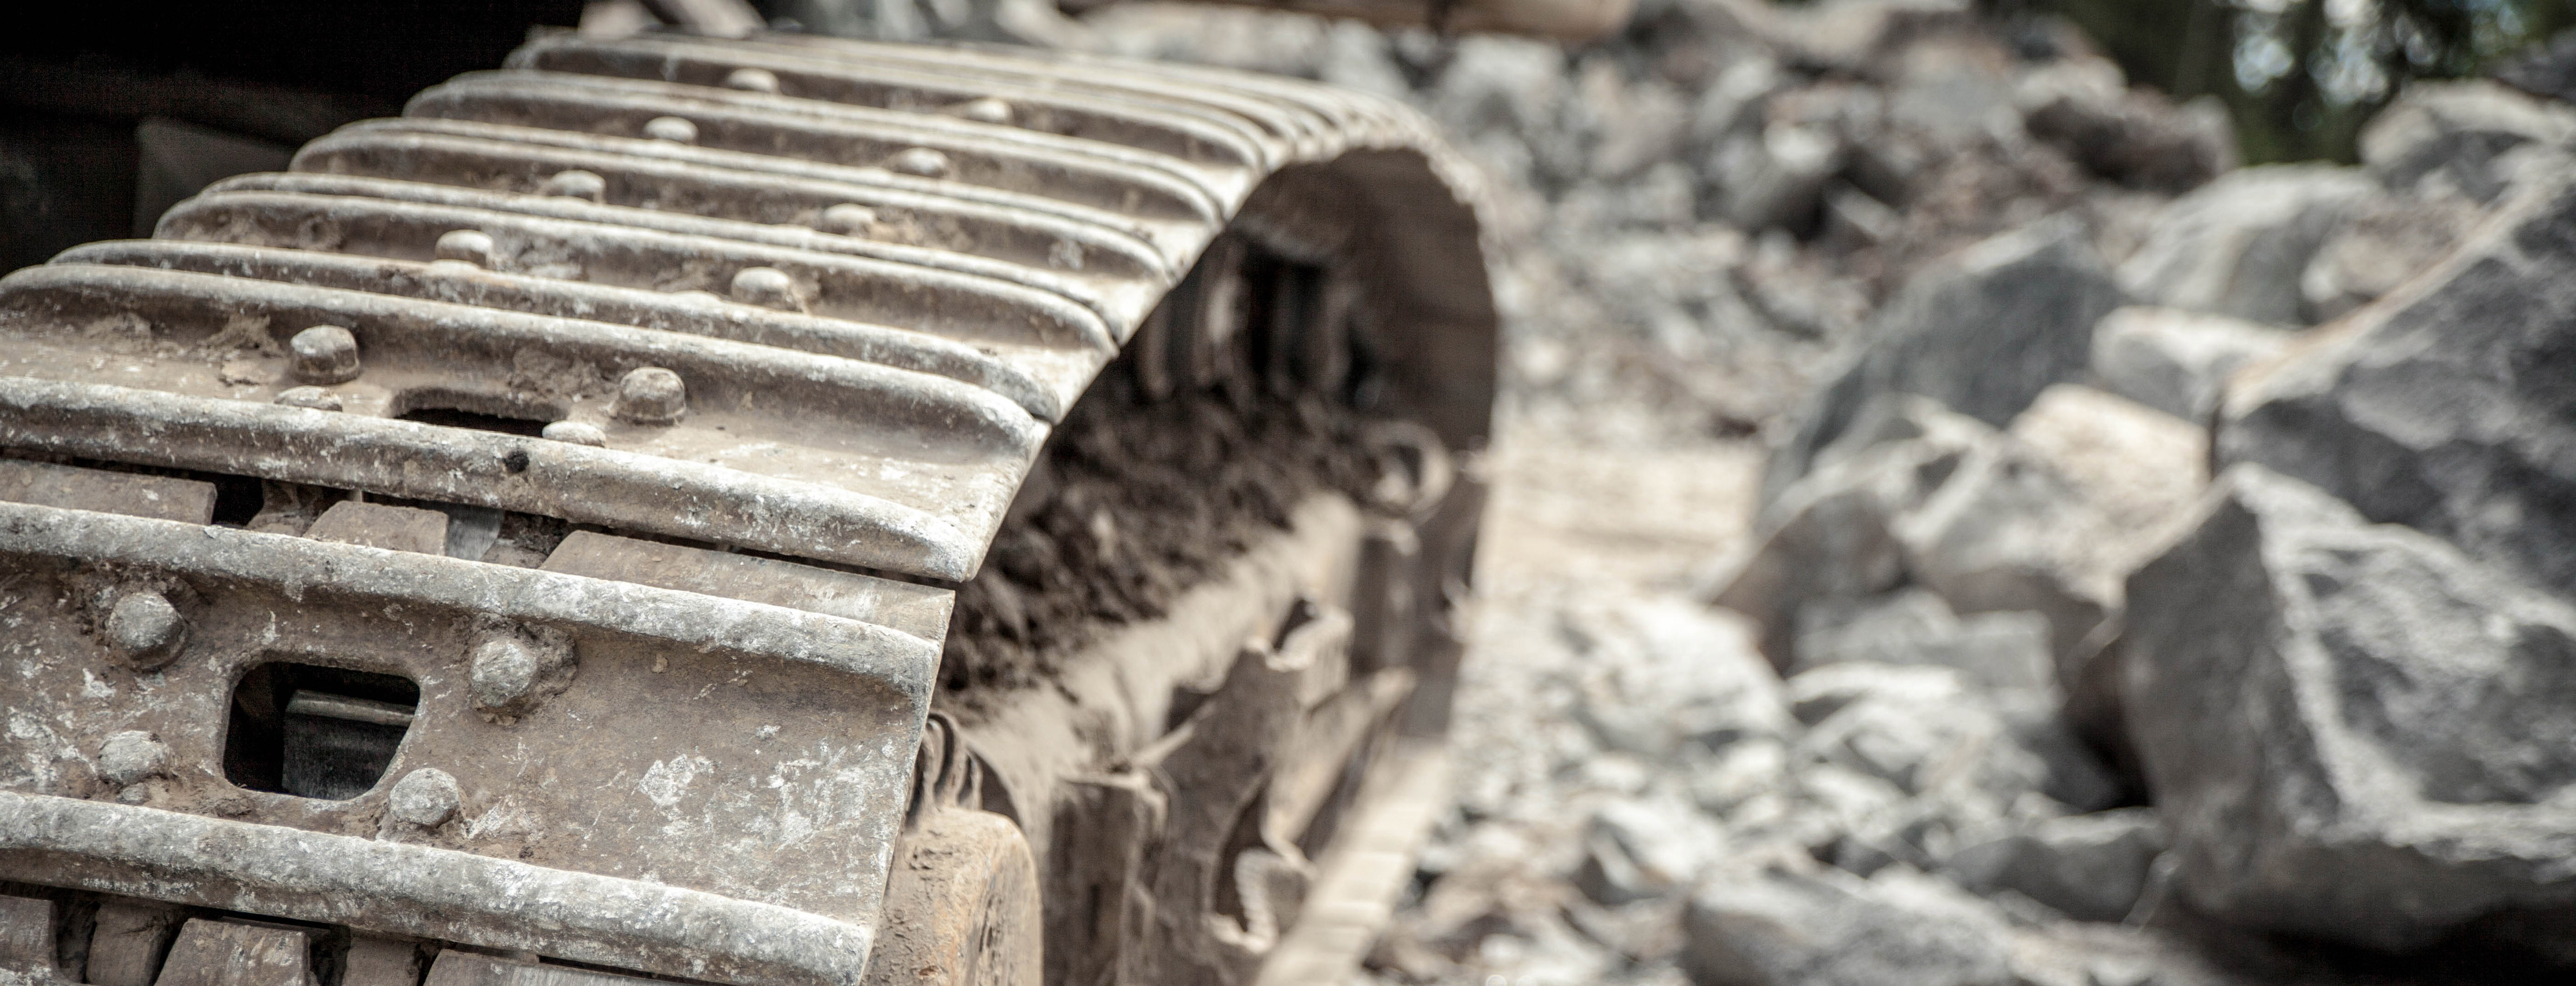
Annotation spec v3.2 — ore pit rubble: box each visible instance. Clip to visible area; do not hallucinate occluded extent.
[1062,0,2576,984]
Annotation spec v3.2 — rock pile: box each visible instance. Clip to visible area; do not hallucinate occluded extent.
[999,1,2576,982]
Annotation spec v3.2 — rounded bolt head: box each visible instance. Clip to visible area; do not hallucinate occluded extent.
[288,325,362,385]
[818,203,877,236]
[642,116,699,143]
[886,147,952,178]
[274,387,342,411]
[97,731,169,786]
[105,591,185,669]
[722,67,780,94]
[388,768,461,826]
[541,421,607,446]
[469,636,540,709]
[954,97,1012,125]
[728,266,804,312]
[612,367,687,425]
[539,169,607,203]
[434,229,495,268]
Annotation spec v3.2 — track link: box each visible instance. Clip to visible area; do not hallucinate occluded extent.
[0,27,1495,986]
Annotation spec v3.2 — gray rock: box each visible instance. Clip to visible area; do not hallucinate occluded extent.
[1948,809,2162,922]
[1716,396,1991,668]
[1791,589,2054,690]
[2117,165,2380,325]
[2087,306,2293,423]
[1573,794,1728,906]
[2123,465,2576,951]
[1710,122,1843,231]
[1683,865,2015,986]
[1763,217,2125,505]
[1891,430,2113,663]
[2362,80,2576,204]
[1789,664,2117,818]
[2497,28,2576,106]
[2220,176,2576,599]
[2299,196,2484,320]
[2016,58,2232,193]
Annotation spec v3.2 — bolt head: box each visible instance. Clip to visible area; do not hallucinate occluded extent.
[105,591,185,669]
[954,97,1012,126]
[434,229,495,267]
[728,266,804,312]
[97,731,169,786]
[722,67,780,94]
[288,325,362,385]
[643,116,699,143]
[469,635,540,709]
[388,768,462,826]
[818,203,877,236]
[612,367,687,425]
[540,169,607,203]
[887,147,952,178]
[541,421,607,446]
[274,387,342,411]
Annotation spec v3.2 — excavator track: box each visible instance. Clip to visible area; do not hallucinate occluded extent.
[0,27,1493,986]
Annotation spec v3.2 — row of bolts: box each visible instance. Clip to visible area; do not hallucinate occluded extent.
[265,68,1019,444]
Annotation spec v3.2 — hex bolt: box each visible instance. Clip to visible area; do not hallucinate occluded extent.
[541,421,607,446]
[97,731,171,787]
[953,97,1012,126]
[388,768,461,826]
[469,635,540,709]
[642,116,699,143]
[104,591,185,670]
[288,325,362,385]
[722,67,780,94]
[274,387,342,411]
[887,147,952,178]
[818,203,877,236]
[434,229,495,267]
[539,169,607,203]
[612,367,687,425]
[729,267,804,312]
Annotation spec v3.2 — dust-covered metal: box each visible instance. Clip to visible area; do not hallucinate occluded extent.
[0,25,1496,986]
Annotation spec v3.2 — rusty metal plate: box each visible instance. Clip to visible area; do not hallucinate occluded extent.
[0,501,935,986]
[289,124,1172,280]
[50,240,1079,420]
[0,262,1040,579]
[508,33,1275,171]
[409,71,1231,221]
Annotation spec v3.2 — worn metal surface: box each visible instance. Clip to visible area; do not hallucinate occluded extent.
[0,27,1495,986]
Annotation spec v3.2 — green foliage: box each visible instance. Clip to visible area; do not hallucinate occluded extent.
[1994,0,2576,162]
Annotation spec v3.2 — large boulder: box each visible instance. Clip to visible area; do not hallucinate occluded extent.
[2087,306,2292,423]
[2361,80,2576,205]
[2117,164,2381,326]
[1683,865,2015,986]
[2123,465,2576,951]
[1762,216,2126,504]
[2220,175,2576,599]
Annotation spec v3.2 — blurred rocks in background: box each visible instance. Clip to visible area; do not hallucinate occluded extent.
[931,1,2576,982]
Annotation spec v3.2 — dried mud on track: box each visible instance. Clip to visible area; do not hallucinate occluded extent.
[933,362,1382,709]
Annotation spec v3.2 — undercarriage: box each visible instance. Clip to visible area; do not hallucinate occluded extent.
[0,26,1494,986]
